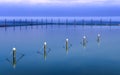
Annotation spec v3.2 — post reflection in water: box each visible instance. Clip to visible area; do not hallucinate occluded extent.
[6,48,24,69]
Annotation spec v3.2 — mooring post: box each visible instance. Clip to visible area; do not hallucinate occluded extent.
[51,18,53,25]
[97,33,101,45]
[25,19,27,29]
[13,19,15,30]
[46,18,47,25]
[5,19,7,27]
[91,19,93,25]
[4,19,7,31]
[83,36,87,48]
[45,18,47,29]
[36,19,39,29]
[31,19,33,29]
[58,18,60,25]
[66,38,69,54]
[12,48,16,68]
[74,19,76,26]
[66,19,68,25]
[36,19,38,25]
[44,42,47,60]
[109,18,112,26]
[82,19,85,25]
[100,19,102,25]
[41,18,43,25]
[20,19,22,30]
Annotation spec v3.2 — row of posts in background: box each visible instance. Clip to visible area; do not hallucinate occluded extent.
[0,17,120,27]
[8,34,101,69]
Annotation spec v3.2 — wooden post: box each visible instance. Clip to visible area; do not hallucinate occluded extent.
[74,19,76,26]
[109,18,111,26]
[97,34,101,46]
[91,19,93,25]
[100,19,102,25]
[31,19,33,29]
[5,19,7,31]
[44,42,47,60]
[12,48,16,68]
[66,19,68,25]
[13,19,15,30]
[25,19,27,29]
[20,19,22,30]
[66,38,69,54]
[83,36,87,48]
[82,19,85,25]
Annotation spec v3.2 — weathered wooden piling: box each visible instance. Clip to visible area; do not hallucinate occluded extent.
[97,33,101,45]
[13,19,15,30]
[12,48,16,68]
[44,42,47,60]
[66,38,68,50]
[82,36,87,48]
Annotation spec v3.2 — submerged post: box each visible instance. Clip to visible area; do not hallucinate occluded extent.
[12,48,16,68]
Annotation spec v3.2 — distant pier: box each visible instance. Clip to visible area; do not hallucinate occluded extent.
[0,17,120,27]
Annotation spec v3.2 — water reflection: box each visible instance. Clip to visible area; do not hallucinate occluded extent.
[6,48,24,68]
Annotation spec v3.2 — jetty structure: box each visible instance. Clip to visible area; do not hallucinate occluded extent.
[0,17,120,27]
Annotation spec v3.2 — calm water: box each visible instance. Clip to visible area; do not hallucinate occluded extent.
[0,25,120,75]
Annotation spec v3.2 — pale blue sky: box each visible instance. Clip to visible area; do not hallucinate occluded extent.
[0,0,120,16]
[0,0,120,5]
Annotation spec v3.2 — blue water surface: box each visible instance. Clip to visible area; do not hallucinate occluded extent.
[0,25,120,75]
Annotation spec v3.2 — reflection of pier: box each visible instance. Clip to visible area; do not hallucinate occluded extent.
[6,48,24,68]
[0,18,120,27]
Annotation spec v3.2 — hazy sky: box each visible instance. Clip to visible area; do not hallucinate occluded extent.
[0,0,120,16]
[0,0,120,5]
